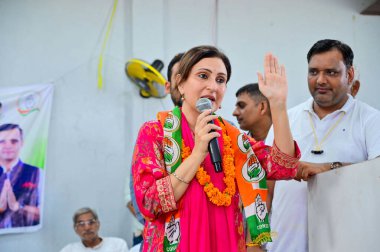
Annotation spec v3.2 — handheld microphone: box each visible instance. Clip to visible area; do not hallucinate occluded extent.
[196,98,223,173]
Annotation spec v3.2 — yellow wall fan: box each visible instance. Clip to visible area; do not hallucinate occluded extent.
[125,59,167,98]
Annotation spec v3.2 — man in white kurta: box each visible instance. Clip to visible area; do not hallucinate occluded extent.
[60,237,129,252]
[265,39,380,252]
[60,207,129,252]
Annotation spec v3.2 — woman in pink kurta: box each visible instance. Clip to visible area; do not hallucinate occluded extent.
[132,46,300,252]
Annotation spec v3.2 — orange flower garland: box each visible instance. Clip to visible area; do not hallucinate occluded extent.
[182,121,236,206]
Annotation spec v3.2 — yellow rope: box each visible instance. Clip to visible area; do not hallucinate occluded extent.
[97,0,118,89]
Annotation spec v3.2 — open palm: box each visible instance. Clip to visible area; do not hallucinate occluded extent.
[257,53,288,104]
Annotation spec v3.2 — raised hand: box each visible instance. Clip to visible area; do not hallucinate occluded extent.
[258,53,295,157]
[257,53,288,106]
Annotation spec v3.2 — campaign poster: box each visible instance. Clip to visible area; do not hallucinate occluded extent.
[0,84,53,234]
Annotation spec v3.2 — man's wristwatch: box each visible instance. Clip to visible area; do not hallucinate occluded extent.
[330,162,342,170]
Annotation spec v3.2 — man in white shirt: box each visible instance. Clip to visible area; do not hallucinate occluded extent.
[60,207,129,252]
[266,39,380,252]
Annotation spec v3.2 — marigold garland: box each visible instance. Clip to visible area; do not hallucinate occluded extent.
[182,121,236,206]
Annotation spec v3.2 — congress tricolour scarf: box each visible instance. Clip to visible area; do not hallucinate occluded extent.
[158,107,271,251]
[223,121,272,246]
[158,107,183,252]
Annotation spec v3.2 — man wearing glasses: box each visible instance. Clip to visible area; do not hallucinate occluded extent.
[60,207,129,252]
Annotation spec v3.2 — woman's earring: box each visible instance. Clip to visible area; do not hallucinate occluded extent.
[181,93,185,101]
[219,105,222,109]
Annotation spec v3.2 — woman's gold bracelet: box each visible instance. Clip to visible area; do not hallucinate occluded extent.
[172,172,190,184]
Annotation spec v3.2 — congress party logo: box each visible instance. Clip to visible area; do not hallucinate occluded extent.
[165,214,180,245]
[163,113,180,132]
[237,133,251,153]
[17,92,41,116]
[163,137,180,166]
[255,194,268,222]
[242,154,265,182]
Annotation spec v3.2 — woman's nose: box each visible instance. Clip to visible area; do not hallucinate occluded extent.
[206,79,219,90]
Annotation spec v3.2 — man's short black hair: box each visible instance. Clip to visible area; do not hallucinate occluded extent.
[167,53,184,82]
[307,39,354,69]
[235,83,268,103]
[0,123,23,138]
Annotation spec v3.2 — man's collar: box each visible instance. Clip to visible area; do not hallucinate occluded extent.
[1,159,21,173]
[82,237,103,248]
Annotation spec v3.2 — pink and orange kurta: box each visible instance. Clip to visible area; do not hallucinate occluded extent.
[132,114,300,252]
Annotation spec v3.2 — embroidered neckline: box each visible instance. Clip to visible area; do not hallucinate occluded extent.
[182,120,236,206]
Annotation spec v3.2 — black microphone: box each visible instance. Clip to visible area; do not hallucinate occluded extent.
[196,98,223,173]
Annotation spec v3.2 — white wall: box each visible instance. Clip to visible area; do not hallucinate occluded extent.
[0,0,379,251]
[0,0,134,251]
